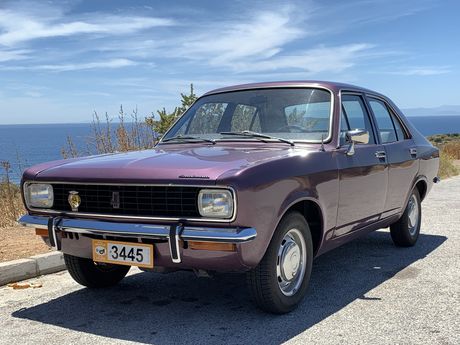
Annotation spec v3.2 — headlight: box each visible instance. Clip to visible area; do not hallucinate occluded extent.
[198,189,234,219]
[25,183,54,208]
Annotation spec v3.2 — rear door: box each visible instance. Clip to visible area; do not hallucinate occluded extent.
[366,97,418,217]
[335,93,388,237]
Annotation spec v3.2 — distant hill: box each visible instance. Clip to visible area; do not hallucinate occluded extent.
[402,105,460,117]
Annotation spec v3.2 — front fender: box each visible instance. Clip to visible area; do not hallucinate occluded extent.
[235,173,338,267]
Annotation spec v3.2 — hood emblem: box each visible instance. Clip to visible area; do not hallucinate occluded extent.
[178,175,210,179]
[68,191,81,212]
[110,192,120,209]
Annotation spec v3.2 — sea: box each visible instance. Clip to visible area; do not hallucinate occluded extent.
[1,116,459,184]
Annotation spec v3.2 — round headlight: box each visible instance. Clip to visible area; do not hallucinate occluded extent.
[198,189,234,219]
[25,183,54,208]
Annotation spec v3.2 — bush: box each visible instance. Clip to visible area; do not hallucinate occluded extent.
[438,152,459,179]
[442,141,460,159]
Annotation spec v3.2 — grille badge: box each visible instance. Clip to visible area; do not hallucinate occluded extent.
[68,191,81,212]
[110,192,120,209]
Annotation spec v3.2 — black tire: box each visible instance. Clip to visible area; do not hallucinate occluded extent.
[247,211,313,314]
[390,189,421,247]
[64,254,130,288]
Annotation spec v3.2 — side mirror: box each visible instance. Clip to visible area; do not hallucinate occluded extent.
[345,129,369,156]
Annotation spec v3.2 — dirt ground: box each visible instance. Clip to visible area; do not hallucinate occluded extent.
[0,226,51,262]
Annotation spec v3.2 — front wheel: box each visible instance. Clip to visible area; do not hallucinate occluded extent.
[64,254,130,288]
[246,212,313,314]
[390,189,422,247]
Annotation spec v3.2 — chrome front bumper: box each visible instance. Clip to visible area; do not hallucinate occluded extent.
[18,214,257,264]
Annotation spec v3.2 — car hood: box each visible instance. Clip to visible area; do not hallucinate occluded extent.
[28,144,305,184]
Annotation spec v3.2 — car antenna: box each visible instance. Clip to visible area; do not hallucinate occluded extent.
[320,134,325,151]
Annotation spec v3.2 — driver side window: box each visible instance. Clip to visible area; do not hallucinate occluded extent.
[341,94,376,145]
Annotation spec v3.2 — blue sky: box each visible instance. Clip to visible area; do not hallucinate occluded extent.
[0,0,459,124]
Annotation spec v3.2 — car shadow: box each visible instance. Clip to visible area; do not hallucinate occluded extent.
[12,230,446,345]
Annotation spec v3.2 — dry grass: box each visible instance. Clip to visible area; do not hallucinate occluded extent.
[428,133,460,179]
[442,141,460,160]
[438,152,459,179]
[0,162,24,228]
[0,163,49,263]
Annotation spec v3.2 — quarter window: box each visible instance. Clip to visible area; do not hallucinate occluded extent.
[390,112,407,141]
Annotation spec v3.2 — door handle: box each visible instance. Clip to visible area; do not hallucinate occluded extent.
[375,151,386,159]
[410,148,417,157]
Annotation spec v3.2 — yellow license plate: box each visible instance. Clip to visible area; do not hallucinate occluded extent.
[92,239,154,268]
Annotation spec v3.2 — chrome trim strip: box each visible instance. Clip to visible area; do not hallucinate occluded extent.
[159,85,335,145]
[18,215,257,243]
[23,182,237,223]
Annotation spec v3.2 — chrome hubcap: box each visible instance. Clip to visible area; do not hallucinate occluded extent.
[407,194,419,236]
[277,229,306,296]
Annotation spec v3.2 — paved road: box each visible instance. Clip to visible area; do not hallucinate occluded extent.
[1,177,459,345]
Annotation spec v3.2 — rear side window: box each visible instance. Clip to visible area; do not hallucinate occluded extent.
[369,98,406,143]
[341,94,376,145]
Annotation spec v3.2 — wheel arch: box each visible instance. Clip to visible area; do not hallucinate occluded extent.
[275,197,324,257]
[414,178,428,201]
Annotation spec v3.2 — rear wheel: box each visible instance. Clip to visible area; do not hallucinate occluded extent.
[390,189,421,247]
[64,254,130,288]
[247,212,313,314]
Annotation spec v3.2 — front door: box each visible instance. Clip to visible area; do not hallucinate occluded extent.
[334,94,388,237]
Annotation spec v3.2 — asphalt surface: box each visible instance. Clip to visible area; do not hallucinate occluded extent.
[1,177,459,345]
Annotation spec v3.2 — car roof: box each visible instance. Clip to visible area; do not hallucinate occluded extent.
[203,80,380,96]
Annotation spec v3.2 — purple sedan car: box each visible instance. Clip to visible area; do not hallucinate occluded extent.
[19,81,439,313]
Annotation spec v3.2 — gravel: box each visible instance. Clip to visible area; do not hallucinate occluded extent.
[0,177,459,345]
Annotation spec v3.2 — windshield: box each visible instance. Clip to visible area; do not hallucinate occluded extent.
[162,88,332,143]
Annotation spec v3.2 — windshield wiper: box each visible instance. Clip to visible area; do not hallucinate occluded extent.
[161,135,216,144]
[219,130,295,146]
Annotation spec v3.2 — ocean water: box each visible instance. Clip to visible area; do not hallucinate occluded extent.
[1,116,459,183]
[407,116,460,137]
[0,123,93,183]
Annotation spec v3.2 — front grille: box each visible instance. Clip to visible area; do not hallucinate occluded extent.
[51,184,201,218]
